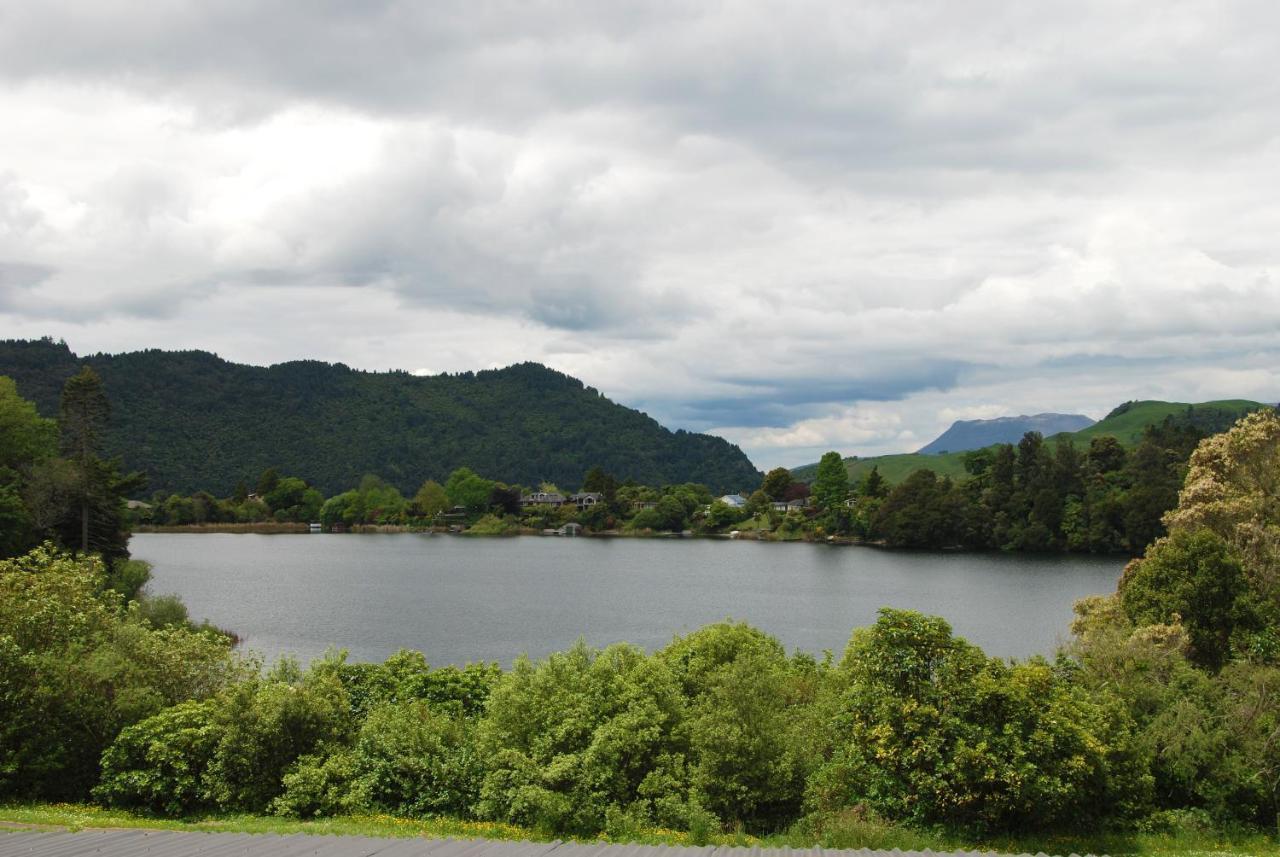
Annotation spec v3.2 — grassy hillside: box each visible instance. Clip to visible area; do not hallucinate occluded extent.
[0,338,762,496]
[794,398,1270,486]
[793,451,971,486]
[1057,399,1267,446]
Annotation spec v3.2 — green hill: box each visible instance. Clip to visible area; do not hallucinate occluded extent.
[1056,399,1267,446]
[794,398,1270,486]
[0,339,762,496]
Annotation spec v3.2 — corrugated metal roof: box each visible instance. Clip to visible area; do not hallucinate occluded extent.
[0,830,1096,857]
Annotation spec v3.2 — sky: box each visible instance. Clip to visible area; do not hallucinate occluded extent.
[1,1,1278,469]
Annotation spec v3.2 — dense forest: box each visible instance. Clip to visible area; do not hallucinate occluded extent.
[0,339,761,496]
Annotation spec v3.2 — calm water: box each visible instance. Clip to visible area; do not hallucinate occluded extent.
[132,533,1124,666]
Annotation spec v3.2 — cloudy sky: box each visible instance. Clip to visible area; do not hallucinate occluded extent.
[1,1,1278,468]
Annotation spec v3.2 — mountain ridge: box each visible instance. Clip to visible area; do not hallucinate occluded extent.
[0,338,762,496]
[916,412,1095,454]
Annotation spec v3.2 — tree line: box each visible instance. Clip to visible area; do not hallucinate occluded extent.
[731,414,1248,553]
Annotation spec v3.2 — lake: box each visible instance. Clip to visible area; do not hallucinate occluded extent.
[132,533,1124,667]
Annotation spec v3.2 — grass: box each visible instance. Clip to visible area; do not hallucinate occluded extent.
[2,804,1277,856]
[1061,399,1265,447]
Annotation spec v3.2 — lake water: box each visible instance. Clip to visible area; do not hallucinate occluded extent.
[132,533,1125,667]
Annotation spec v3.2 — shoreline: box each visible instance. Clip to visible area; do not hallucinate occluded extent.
[128,525,1138,556]
[132,521,842,542]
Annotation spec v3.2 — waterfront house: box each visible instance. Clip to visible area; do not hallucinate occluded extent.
[571,492,604,509]
[718,494,748,508]
[521,491,567,507]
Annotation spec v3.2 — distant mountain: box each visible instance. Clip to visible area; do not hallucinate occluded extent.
[793,398,1271,486]
[917,413,1096,455]
[0,339,763,496]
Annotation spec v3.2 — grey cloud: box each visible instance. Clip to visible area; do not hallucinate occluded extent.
[4,2,1276,179]
[643,361,972,430]
[0,261,56,311]
[2,2,1279,462]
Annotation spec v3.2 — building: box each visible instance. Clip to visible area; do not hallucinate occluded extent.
[521,491,566,508]
[718,494,748,508]
[570,492,604,509]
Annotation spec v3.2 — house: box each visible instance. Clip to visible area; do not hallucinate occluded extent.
[559,522,583,537]
[718,494,748,508]
[633,500,659,511]
[125,500,152,511]
[521,492,566,508]
[570,492,604,509]
[772,498,808,513]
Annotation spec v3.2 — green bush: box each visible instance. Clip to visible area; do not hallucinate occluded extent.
[477,641,694,835]
[272,749,361,818]
[94,700,220,815]
[1120,529,1264,670]
[202,660,352,813]
[658,622,808,829]
[0,546,239,801]
[808,609,1149,833]
[347,701,483,817]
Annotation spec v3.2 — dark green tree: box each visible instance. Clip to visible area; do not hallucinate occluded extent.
[761,467,792,501]
[55,368,140,562]
[811,452,850,513]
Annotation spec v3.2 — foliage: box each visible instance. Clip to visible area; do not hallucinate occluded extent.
[1120,530,1264,670]
[0,340,762,496]
[337,701,482,818]
[0,546,241,801]
[658,622,810,828]
[319,475,406,526]
[811,451,851,519]
[809,609,1149,833]
[201,660,352,813]
[761,467,793,501]
[1167,409,1280,621]
[94,700,222,815]
[413,479,450,518]
[478,641,695,835]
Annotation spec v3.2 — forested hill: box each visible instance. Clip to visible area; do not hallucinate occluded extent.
[0,339,762,496]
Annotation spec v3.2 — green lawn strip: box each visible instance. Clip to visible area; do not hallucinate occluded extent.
[2,804,1276,856]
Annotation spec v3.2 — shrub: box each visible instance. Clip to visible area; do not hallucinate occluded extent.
[272,749,361,818]
[347,701,483,817]
[477,641,692,835]
[658,622,807,829]
[0,546,239,801]
[808,609,1149,833]
[94,700,220,815]
[202,660,352,812]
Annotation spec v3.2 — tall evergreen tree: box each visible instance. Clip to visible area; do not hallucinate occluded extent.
[56,367,140,562]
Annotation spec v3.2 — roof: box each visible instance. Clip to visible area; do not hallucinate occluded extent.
[0,830,1098,857]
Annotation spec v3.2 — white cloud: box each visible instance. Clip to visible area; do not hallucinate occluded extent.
[0,1,1278,470]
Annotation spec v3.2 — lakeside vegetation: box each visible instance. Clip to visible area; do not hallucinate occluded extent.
[125,407,1266,556]
[2,410,1280,846]
[2,363,1279,850]
[4,355,1269,557]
